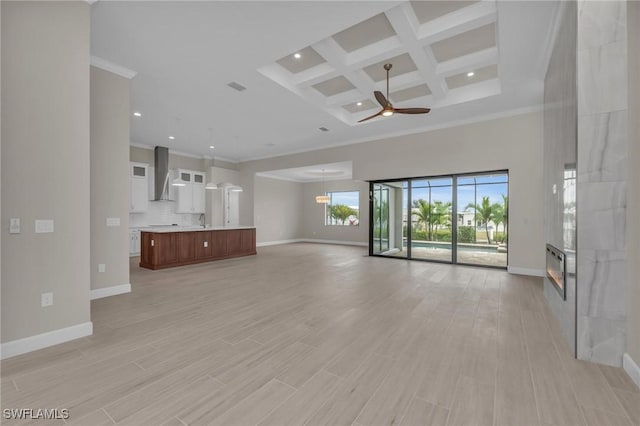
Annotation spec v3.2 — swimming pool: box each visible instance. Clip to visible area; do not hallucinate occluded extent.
[407,241,499,252]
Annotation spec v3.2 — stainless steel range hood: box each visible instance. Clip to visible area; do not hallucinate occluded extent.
[154,146,172,201]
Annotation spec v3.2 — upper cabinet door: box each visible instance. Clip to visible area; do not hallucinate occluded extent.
[130,162,149,212]
[193,173,205,184]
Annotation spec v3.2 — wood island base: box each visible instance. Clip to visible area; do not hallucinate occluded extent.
[139,228,256,270]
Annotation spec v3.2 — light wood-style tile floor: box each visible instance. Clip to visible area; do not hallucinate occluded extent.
[1,243,638,425]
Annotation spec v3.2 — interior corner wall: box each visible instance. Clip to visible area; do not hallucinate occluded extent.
[1,2,91,345]
[90,66,130,293]
[626,0,640,368]
[301,179,369,244]
[254,176,303,244]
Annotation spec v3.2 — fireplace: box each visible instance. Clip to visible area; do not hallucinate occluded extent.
[546,244,566,300]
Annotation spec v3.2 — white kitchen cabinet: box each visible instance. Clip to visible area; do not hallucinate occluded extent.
[129,230,141,256]
[175,169,205,214]
[130,162,149,213]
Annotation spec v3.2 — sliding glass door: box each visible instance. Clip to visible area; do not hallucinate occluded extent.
[410,178,453,262]
[370,171,508,269]
[456,173,508,267]
[370,181,408,258]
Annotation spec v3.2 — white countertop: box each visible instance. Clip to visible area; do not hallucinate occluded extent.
[139,225,255,233]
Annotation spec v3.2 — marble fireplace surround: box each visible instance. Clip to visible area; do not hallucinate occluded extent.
[543,0,628,368]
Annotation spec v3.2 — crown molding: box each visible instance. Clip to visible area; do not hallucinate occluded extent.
[129,142,238,164]
[91,56,137,79]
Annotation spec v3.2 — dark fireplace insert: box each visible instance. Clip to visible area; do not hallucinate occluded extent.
[546,244,566,300]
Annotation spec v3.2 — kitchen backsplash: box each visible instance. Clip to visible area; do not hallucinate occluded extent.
[129,201,202,228]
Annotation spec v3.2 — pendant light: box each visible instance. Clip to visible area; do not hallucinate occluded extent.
[205,128,218,190]
[315,169,329,204]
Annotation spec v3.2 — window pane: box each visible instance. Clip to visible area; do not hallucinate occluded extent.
[325,191,359,226]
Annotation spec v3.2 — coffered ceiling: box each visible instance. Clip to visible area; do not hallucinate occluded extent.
[90,1,561,162]
[259,1,502,125]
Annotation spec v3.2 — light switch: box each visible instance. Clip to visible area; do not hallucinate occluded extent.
[204,241,208,248]
[41,292,53,307]
[106,217,120,227]
[35,219,54,233]
[98,264,106,273]
[9,218,20,234]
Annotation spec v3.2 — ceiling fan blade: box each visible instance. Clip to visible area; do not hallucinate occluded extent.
[357,110,383,123]
[394,107,431,114]
[374,91,387,107]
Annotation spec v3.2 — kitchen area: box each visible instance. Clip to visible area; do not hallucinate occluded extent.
[128,146,255,269]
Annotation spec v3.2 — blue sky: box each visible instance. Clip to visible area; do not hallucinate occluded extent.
[401,174,508,212]
[330,191,359,210]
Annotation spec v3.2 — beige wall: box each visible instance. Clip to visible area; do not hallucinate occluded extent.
[254,177,303,244]
[91,67,130,292]
[301,179,369,244]
[627,0,640,365]
[240,111,545,271]
[1,2,91,342]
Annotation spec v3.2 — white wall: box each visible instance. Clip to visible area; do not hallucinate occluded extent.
[1,2,92,347]
[90,66,130,293]
[240,111,545,271]
[254,176,303,244]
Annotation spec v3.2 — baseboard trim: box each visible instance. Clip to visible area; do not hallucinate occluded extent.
[90,283,132,300]
[302,239,368,247]
[507,266,545,277]
[257,239,301,247]
[623,353,640,390]
[0,322,93,360]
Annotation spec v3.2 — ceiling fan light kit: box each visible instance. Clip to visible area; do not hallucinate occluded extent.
[358,63,431,123]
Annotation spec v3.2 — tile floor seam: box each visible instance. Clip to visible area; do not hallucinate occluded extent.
[101,407,117,425]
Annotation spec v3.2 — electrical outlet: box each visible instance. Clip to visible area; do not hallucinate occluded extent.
[9,218,20,234]
[106,217,120,227]
[41,292,53,307]
[35,219,54,233]
[204,241,208,248]
[98,264,106,273]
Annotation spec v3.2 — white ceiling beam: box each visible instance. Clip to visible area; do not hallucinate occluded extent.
[385,3,447,99]
[416,1,497,44]
[436,47,498,77]
[312,37,380,111]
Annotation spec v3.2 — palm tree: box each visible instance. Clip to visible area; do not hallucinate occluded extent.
[431,201,452,241]
[492,203,504,242]
[501,195,508,242]
[466,196,496,243]
[412,199,433,240]
[328,204,357,225]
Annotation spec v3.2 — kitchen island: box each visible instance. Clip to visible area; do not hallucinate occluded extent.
[139,226,256,270]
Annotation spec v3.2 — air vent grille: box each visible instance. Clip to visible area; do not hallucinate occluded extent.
[227,81,247,92]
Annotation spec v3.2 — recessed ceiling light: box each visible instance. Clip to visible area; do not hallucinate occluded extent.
[356,102,363,106]
[133,112,142,117]
[168,136,175,140]
[293,53,302,59]
[467,71,475,77]
[319,127,329,132]
[209,145,215,149]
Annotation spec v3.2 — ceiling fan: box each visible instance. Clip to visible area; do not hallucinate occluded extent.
[358,63,431,123]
